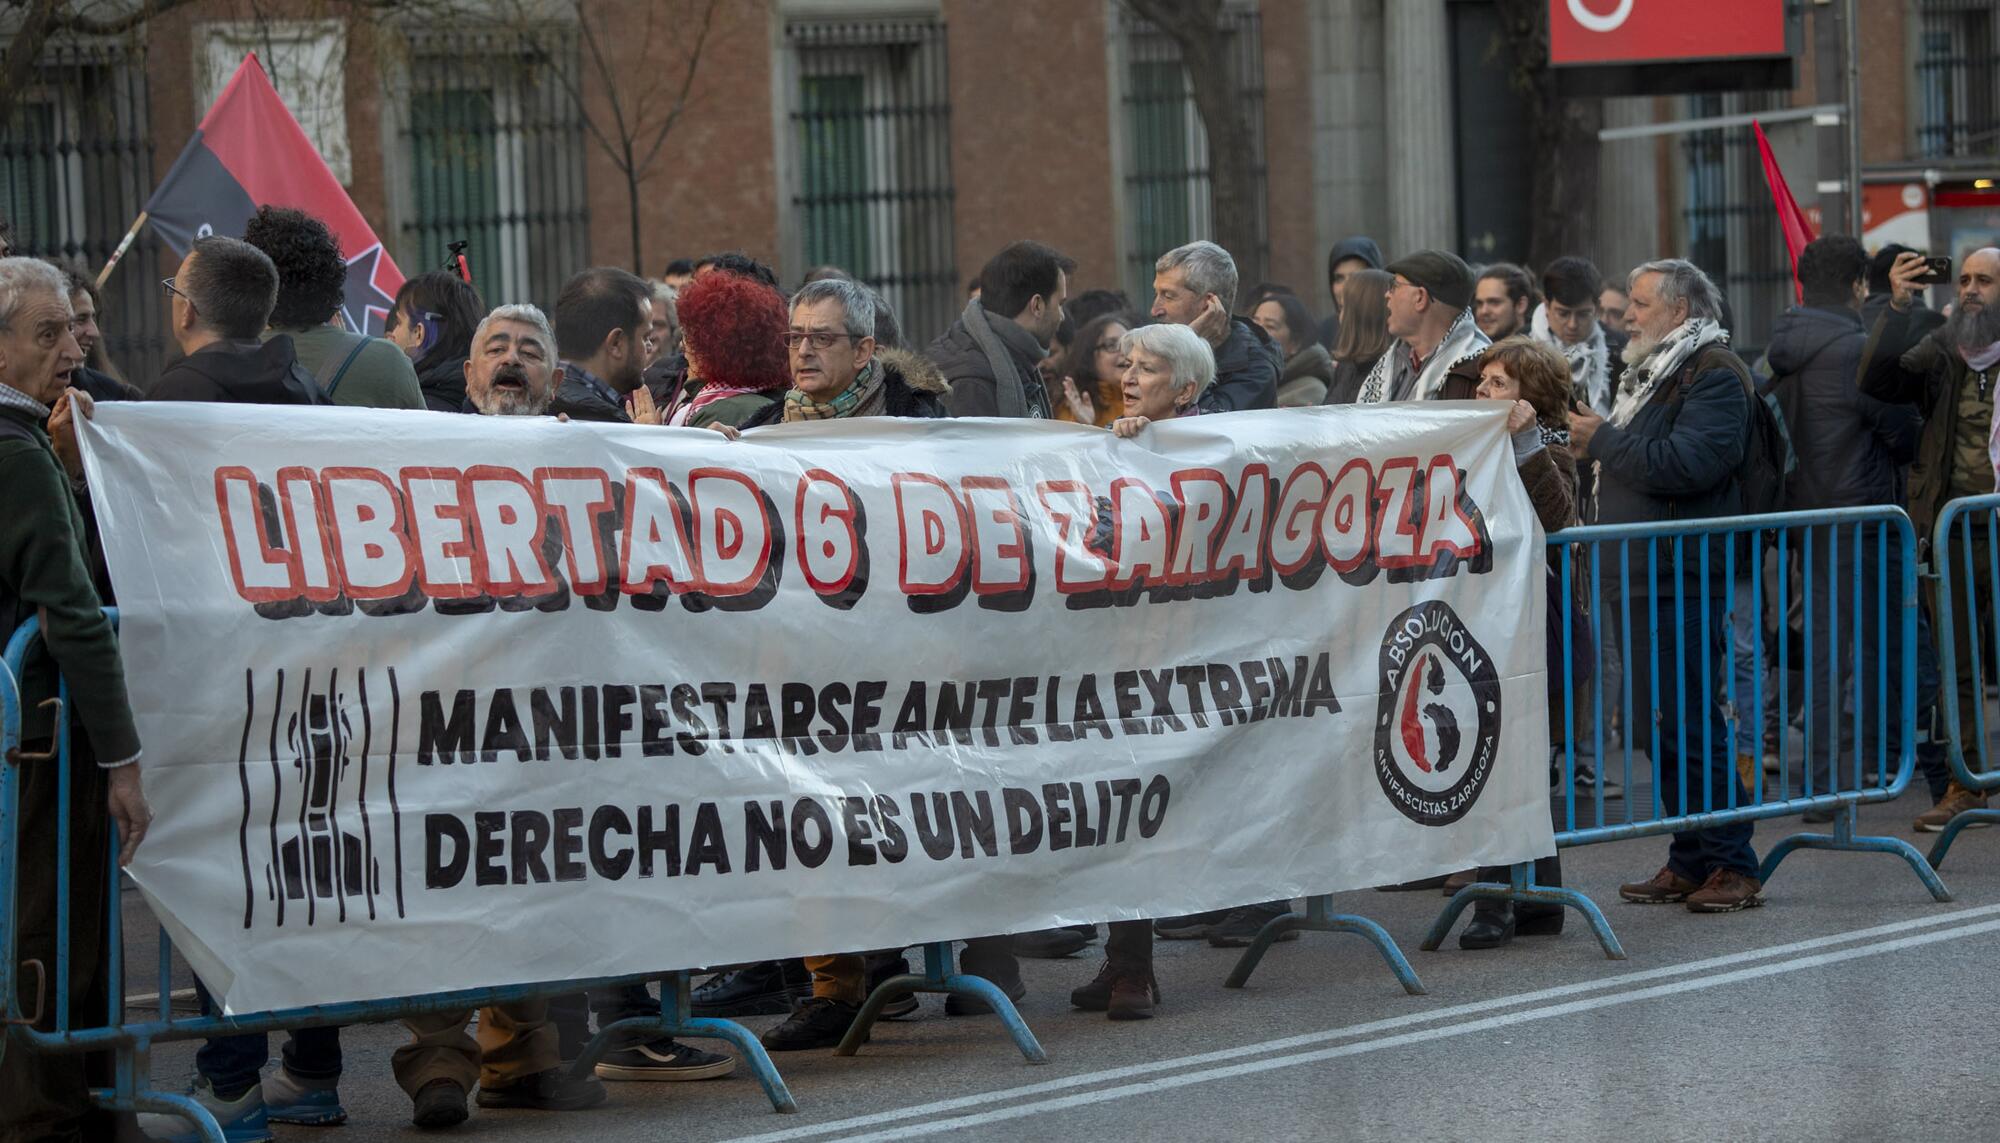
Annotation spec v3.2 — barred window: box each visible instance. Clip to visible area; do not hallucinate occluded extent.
[394,30,590,311]
[784,19,958,346]
[1678,92,1792,356]
[0,42,168,386]
[1114,4,1267,302]
[1915,0,2000,158]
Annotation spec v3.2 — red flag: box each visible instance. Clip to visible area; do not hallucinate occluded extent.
[145,54,404,335]
[1753,120,1817,303]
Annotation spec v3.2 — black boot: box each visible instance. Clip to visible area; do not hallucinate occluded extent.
[1516,855,1565,937]
[1458,898,1515,949]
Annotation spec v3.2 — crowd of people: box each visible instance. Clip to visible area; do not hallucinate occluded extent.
[2,201,1997,1141]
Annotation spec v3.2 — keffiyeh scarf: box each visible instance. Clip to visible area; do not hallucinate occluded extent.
[1531,303,1612,416]
[1356,308,1488,404]
[1608,317,1727,429]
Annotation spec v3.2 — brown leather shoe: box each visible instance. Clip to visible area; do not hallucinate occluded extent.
[1073,959,1159,1019]
[1618,866,1701,904]
[1107,967,1158,1021]
[1914,782,1990,833]
[1441,868,1477,896]
[1686,868,1764,913]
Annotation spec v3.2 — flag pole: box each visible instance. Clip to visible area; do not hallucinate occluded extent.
[93,211,149,291]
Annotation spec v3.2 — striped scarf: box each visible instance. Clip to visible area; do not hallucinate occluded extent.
[783,360,883,422]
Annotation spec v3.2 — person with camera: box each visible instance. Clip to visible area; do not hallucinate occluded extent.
[1859,247,2000,828]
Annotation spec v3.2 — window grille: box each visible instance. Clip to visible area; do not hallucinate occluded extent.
[1115,4,1267,303]
[399,30,591,311]
[785,19,958,346]
[1,40,168,387]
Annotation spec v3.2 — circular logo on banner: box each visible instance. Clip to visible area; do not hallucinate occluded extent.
[1567,0,1634,33]
[1373,601,1503,826]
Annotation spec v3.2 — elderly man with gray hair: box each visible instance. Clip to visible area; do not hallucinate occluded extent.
[1568,258,1764,915]
[742,277,949,428]
[464,303,565,418]
[391,304,627,1130]
[0,256,151,1141]
[1148,239,1279,414]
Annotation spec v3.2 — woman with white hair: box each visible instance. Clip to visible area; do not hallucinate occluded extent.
[1076,321,1276,1020]
[1110,322,1215,437]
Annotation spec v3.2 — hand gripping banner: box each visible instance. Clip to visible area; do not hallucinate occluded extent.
[77,404,1555,1013]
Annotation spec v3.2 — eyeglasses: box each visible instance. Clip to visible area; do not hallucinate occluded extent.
[160,276,200,318]
[784,330,858,350]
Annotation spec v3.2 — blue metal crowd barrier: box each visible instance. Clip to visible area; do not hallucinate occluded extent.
[8,508,1953,1134]
[0,614,821,1142]
[1170,508,1944,988]
[1923,493,2000,867]
[1416,506,1945,958]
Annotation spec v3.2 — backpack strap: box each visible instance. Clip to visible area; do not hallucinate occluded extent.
[317,335,373,399]
[1662,343,1751,422]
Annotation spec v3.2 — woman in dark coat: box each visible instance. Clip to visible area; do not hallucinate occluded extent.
[1451,335,1580,949]
[1252,291,1336,406]
[1325,269,1394,405]
[386,271,487,413]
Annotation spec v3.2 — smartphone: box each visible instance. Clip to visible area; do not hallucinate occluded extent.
[1918,256,1953,285]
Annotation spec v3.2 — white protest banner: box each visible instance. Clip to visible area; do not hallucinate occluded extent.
[79,403,1555,1014]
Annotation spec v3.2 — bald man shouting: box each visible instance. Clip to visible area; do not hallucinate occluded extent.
[1860,245,2000,829]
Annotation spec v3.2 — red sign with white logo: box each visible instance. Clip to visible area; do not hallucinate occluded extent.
[1550,0,1789,66]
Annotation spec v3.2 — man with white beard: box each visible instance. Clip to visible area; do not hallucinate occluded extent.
[1860,248,2000,830]
[1568,259,1763,916]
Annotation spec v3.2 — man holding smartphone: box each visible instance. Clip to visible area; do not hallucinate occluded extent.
[1859,247,2000,829]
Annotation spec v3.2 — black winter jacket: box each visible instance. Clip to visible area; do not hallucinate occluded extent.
[417,355,471,413]
[1763,304,1921,511]
[928,312,1050,419]
[72,365,142,403]
[1201,317,1281,414]
[150,337,330,406]
[1323,353,1380,405]
[549,364,632,424]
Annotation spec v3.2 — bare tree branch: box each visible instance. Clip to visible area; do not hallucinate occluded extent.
[1118,0,1265,288]
[46,0,202,35]
[571,0,635,165]
[636,0,718,172]
[1494,0,1601,267]
[2,1,62,126]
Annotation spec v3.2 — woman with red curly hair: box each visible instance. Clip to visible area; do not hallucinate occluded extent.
[662,270,792,429]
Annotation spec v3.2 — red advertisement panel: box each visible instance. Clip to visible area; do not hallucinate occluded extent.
[1550,0,1788,66]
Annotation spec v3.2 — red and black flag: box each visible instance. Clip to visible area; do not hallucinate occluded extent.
[146,54,404,335]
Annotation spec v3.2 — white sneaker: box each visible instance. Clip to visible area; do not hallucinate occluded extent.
[135,1076,273,1143]
[259,1064,346,1125]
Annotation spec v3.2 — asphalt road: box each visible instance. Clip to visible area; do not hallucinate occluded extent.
[124,785,2000,1143]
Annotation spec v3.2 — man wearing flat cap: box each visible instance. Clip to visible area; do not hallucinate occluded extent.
[1357,249,1491,404]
